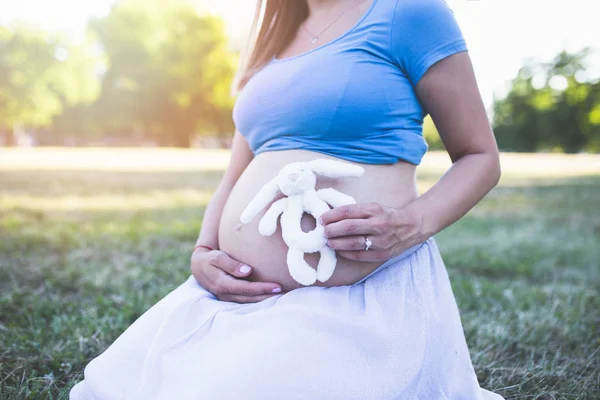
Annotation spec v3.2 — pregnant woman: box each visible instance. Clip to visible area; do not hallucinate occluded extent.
[71,0,504,399]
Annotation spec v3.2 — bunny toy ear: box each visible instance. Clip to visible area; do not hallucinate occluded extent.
[240,177,281,224]
[307,159,365,178]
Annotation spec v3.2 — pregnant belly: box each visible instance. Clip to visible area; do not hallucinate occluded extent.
[218,150,419,292]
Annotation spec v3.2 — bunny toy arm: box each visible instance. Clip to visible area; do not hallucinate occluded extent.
[258,198,288,236]
[240,177,280,224]
[316,188,357,208]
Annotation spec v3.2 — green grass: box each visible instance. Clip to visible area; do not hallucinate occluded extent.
[1,149,599,399]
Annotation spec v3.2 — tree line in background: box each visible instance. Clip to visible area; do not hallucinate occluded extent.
[0,2,236,148]
[425,48,600,153]
[1,2,599,153]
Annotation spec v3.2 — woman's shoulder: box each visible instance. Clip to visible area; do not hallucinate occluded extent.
[372,0,455,18]
[391,0,458,26]
[381,0,467,84]
[370,0,463,44]
[391,0,453,12]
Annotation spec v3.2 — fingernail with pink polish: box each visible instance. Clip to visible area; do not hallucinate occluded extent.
[239,265,251,274]
[272,287,282,293]
[318,216,324,225]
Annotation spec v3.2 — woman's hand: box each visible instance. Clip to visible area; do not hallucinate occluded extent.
[321,203,427,262]
[191,248,284,303]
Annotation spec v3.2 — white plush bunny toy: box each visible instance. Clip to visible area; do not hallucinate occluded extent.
[240,159,365,286]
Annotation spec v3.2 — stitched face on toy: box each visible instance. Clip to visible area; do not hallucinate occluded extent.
[276,162,317,196]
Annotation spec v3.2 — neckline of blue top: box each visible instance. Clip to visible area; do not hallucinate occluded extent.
[272,0,378,63]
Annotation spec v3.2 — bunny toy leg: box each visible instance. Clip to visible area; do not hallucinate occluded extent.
[287,247,318,286]
[316,246,337,283]
[316,188,356,208]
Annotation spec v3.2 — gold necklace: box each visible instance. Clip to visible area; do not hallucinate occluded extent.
[302,0,358,44]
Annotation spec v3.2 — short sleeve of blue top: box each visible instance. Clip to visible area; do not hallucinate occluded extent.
[233,0,468,165]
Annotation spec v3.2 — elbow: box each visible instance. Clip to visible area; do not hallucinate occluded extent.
[463,148,501,188]
[495,159,502,185]
[454,148,502,187]
[489,150,502,188]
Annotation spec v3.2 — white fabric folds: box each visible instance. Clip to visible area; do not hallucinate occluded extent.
[70,239,503,400]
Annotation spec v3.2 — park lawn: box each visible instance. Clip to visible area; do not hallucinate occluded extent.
[0,148,599,399]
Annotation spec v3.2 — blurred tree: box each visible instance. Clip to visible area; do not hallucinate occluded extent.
[493,48,600,153]
[90,2,236,147]
[0,25,62,145]
[493,62,547,152]
[0,25,102,145]
[49,39,103,145]
[546,50,600,153]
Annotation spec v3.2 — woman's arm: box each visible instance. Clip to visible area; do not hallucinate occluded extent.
[321,52,501,261]
[403,51,501,239]
[195,130,254,249]
[192,131,284,301]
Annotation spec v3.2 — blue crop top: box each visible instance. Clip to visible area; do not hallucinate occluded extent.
[233,0,468,165]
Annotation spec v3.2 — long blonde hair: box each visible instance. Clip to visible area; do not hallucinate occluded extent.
[232,0,309,93]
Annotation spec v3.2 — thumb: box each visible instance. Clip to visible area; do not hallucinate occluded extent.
[212,251,253,278]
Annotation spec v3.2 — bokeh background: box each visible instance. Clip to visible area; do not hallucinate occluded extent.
[1,0,599,399]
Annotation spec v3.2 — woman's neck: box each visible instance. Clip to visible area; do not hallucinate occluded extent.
[306,0,352,13]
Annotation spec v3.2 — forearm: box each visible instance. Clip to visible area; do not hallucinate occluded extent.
[404,151,501,239]
[195,182,234,250]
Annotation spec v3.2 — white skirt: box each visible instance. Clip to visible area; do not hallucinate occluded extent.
[70,238,504,400]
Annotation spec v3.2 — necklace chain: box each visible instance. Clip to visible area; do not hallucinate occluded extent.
[302,0,358,44]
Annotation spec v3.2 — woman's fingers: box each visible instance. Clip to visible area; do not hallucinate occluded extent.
[320,203,384,225]
[223,275,284,297]
[211,251,282,291]
[191,250,283,302]
[326,235,373,251]
[207,261,283,299]
[210,251,254,278]
[220,294,281,304]
[323,219,377,239]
